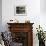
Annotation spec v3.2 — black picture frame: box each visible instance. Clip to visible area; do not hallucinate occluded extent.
[14,6,26,16]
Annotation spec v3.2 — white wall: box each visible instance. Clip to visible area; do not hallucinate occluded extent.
[40,0,46,31]
[40,0,46,13]
[0,0,2,32]
[2,0,46,46]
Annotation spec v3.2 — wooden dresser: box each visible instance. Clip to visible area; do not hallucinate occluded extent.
[7,23,34,46]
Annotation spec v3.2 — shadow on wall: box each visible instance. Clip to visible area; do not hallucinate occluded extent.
[40,0,46,13]
[0,0,2,32]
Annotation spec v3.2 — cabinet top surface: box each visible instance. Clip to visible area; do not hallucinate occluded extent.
[7,23,34,25]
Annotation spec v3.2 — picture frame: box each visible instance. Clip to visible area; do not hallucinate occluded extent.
[14,6,26,16]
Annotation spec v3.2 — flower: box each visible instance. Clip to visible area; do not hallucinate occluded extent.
[36,25,45,41]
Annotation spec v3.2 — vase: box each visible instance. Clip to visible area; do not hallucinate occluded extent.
[39,40,45,46]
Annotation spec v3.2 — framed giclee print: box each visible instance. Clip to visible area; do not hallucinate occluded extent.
[14,6,26,16]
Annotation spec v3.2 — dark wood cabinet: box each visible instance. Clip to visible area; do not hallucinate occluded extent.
[7,23,34,46]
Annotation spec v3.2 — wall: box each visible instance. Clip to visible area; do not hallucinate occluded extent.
[0,0,2,32]
[40,0,46,31]
[40,0,46,13]
[2,0,46,46]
